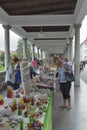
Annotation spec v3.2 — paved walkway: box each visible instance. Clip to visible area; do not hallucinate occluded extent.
[53,80,87,130]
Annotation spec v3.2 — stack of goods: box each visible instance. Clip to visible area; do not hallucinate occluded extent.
[7,87,13,98]
[0,95,4,105]
[0,87,52,130]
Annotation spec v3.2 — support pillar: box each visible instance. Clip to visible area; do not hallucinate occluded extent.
[23,38,27,60]
[41,49,43,60]
[64,44,69,58]
[32,44,35,59]
[37,48,39,60]
[67,44,70,59]
[74,24,81,87]
[3,25,11,70]
[69,37,73,61]
[43,51,46,59]
[63,47,66,58]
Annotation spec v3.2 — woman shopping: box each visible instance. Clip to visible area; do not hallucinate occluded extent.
[57,59,74,110]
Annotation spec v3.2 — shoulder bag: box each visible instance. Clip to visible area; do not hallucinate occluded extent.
[65,72,75,82]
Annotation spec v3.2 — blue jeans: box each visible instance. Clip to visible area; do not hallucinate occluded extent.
[6,81,19,90]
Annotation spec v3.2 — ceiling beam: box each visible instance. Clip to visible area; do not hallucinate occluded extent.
[0,8,74,26]
[40,47,64,54]
[27,32,69,38]
[0,7,9,24]
[34,38,66,40]
[10,15,74,26]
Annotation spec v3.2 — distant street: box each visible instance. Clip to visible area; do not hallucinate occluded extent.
[80,64,87,83]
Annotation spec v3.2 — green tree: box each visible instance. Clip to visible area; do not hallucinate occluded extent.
[0,52,4,66]
[10,52,18,61]
[16,38,32,62]
[0,52,18,67]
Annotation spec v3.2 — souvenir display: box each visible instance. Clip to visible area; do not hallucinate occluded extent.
[0,59,55,130]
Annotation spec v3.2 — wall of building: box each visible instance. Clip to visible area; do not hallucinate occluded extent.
[80,42,87,61]
[80,44,84,61]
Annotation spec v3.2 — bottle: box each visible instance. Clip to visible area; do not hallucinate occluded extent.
[27,123,31,130]
[20,119,23,130]
[18,104,22,115]
[29,116,33,125]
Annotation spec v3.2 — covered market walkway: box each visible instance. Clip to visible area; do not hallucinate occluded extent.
[1,1,87,130]
[0,0,87,87]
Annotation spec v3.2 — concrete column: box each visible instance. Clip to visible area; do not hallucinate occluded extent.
[3,25,11,70]
[32,44,35,59]
[74,24,81,87]
[41,49,43,60]
[43,51,46,59]
[42,51,45,59]
[63,47,66,58]
[36,48,38,59]
[23,38,27,60]
[37,48,39,59]
[69,37,73,61]
[64,44,69,58]
[67,44,70,59]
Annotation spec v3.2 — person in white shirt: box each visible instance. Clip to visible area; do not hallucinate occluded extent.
[5,57,19,90]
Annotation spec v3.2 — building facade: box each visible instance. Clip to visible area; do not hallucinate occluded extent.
[80,38,87,61]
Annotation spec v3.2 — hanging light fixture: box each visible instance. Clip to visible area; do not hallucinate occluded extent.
[38,26,44,38]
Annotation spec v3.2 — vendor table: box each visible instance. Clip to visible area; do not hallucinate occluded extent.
[0,60,56,130]
[0,90,53,130]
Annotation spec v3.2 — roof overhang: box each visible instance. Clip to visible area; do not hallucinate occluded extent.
[0,0,87,54]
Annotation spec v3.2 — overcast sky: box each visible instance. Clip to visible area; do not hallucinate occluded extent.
[0,15,87,51]
[80,15,87,43]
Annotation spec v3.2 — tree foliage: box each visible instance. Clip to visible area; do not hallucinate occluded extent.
[10,52,18,61]
[0,52,4,66]
[0,51,18,67]
[16,38,32,62]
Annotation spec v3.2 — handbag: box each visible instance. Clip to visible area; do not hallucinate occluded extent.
[65,72,75,82]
